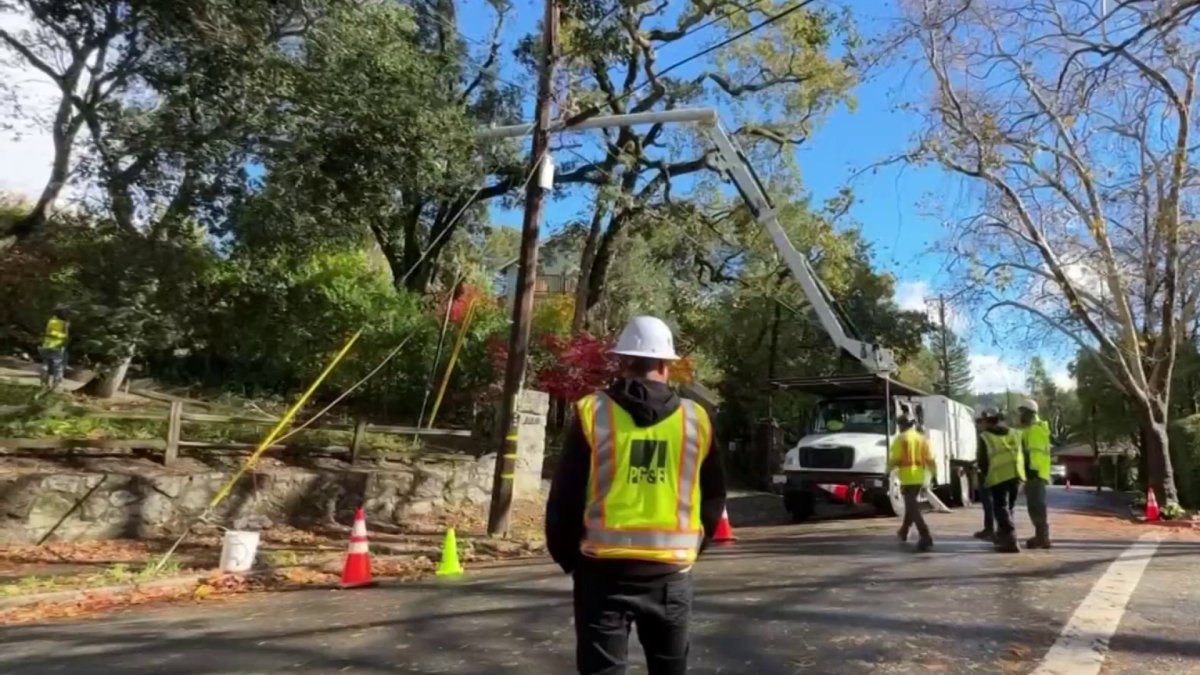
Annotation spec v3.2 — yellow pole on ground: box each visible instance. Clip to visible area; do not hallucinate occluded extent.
[153,330,362,573]
[207,329,362,509]
[426,300,477,429]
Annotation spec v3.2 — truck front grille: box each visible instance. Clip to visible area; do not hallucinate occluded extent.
[799,445,855,469]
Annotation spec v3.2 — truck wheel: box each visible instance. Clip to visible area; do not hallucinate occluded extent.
[785,491,815,522]
[877,475,902,518]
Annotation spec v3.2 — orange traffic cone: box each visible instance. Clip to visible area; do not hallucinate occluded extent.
[340,507,374,588]
[713,508,736,543]
[1145,488,1160,522]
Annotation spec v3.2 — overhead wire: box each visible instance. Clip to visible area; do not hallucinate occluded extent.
[555,0,820,132]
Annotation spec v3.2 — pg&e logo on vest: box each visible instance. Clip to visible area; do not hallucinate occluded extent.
[627,439,669,485]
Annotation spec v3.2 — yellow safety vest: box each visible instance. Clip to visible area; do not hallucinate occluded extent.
[826,419,845,432]
[41,317,68,350]
[1023,418,1051,481]
[576,392,710,565]
[982,431,1025,487]
[889,429,931,486]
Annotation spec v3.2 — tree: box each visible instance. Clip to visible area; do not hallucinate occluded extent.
[933,325,972,399]
[0,1,127,247]
[545,0,858,330]
[1026,356,1076,441]
[898,346,940,393]
[904,0,1200,505]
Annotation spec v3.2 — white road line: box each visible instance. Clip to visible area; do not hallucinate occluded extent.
[1032,531,1165,675]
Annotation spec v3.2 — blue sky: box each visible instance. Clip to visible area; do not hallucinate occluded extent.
[464,0,1075,392]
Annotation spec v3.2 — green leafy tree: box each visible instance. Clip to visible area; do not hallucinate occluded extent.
[542,0,857,330]
[932,326,972,399]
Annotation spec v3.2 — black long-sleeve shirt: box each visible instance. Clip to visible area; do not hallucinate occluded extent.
[545,377,727,578]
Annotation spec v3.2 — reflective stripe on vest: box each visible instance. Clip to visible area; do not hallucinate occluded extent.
[982,431,1025,487]
[577,392,709,563]
[1024,419,1051,480]
[890,429,928,486]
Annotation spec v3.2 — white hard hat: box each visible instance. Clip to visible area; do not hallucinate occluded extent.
[610,316,679,360]
[1018,398,1039,413]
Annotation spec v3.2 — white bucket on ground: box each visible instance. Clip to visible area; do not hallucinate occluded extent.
[219,530,260,573]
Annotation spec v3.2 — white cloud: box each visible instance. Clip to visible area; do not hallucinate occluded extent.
[894,279,966,332]
[969,353,1075,393]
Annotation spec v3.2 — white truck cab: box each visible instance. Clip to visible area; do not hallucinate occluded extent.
[773,374,977,520]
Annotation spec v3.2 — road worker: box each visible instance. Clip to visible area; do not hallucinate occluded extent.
[973,410,995,541]
[39,305,69,392]
[980,408,1024,553]
[1018,399,1053,549]
[545,315,727,675]
[888,414,934,552]
[825,409,845,432]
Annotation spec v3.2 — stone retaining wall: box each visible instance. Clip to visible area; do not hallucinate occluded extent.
[0,391,551,544]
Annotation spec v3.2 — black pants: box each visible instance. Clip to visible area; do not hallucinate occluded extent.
[899,485,931,541]
[991,479,1021,535]
[573,569,692,675]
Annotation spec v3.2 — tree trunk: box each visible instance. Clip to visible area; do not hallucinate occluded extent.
[1133,394,1179,505]
[571,205,607,332]
[84,356,132,399]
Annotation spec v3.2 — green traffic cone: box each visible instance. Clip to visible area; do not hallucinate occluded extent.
[436,527,464,577]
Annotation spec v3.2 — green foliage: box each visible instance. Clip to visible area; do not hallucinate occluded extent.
[1070,351,1137,446]
[931,327,972,399]
[897,347,939,393]
[1168,415,1200,509]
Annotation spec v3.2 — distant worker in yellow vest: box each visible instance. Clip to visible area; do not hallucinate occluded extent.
[545,315,727,675]
[980,408,1025,553]
[888,414,935,551]
[39,305,70,392]
[1018,399,1053,549]
[825,410,845,432]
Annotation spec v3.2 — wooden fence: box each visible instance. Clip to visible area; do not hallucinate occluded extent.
[0,401,472,466]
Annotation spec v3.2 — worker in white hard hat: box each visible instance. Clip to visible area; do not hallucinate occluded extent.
[545,315,727,675]
[1018,399,1053,549]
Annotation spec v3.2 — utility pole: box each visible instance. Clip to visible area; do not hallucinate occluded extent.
[487,0,558,537]
[937,295,950,396]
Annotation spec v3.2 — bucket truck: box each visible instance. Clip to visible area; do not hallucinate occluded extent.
[477,108,978,521]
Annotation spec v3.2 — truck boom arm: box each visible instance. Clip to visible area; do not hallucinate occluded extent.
[477,108,897,375]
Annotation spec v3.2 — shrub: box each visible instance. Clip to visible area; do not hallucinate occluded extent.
[1168,415,1200,508]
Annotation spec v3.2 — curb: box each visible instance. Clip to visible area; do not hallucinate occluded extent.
[0,574,205,611]
[1133,519,1199,530]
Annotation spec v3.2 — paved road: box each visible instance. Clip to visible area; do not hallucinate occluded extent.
[3,487,1199,674]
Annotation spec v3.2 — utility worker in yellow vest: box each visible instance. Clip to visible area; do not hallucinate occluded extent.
[1018,399,1053,549]
[980,408,1025,553]
[887,414,935,551]
[39,305,70,392]
[545,316,727,675]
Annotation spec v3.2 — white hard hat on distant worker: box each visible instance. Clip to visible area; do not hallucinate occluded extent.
[610,315,679,360]
[1018,399,1039,414]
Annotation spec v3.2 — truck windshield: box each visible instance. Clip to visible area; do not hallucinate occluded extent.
[814,399,888,435]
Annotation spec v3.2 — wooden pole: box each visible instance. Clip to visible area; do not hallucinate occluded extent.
[164,401,183,466]
[487,0,558,537]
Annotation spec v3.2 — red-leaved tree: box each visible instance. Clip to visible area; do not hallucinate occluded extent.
[487,332,620,402]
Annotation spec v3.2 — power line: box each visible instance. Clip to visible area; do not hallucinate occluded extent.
[557,0,819,132]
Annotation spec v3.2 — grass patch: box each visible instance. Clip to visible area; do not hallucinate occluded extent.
[0,560,184,598]
[180,421,416,455]
[0,381,417,454]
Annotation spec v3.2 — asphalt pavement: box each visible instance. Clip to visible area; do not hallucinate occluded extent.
[2,486,1198,674]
